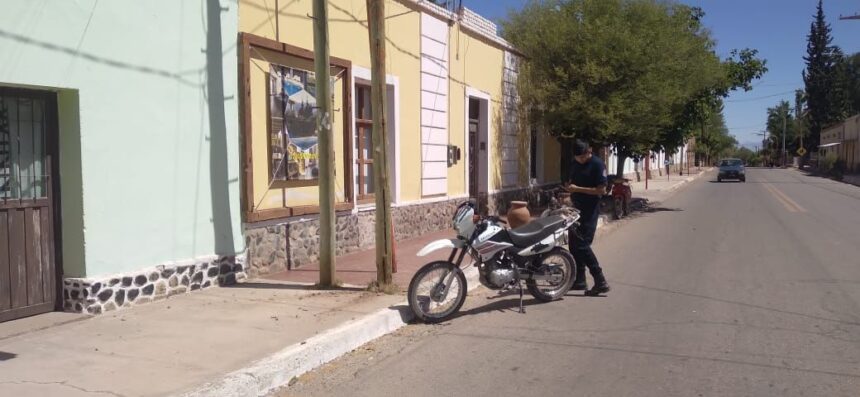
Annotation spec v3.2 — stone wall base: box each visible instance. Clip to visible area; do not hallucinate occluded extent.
[244,187,554,277]
[63,255,246,315]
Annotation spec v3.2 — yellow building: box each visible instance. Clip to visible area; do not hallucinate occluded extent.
[239,0,560,275]
[820,114,860,172]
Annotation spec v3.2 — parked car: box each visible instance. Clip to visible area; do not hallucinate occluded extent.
[717,158,745,182]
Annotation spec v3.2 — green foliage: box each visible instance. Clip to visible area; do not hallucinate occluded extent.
[840,52,860,115]
[504,0,721,145]
[819,152,844,179]
[765,100,797,159]
[726,146,761,166]
[503,0,766,168]
[695,109,736,161]
[803,0,845,150]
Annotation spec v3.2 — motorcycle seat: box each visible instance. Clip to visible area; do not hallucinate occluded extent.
[507,215,566,248]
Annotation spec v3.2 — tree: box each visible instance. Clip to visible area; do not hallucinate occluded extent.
[694,108,736,163]
[728,146,760,166]
[671,48,767,166]
[840,52,860,115]
[803,0,845,151]
[502,0,726,174]
[792,89,809,152]
[765,100,797,161]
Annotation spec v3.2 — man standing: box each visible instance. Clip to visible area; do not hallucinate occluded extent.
[566,139,611,296]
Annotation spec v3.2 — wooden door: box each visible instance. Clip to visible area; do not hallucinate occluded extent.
[0,88,59,322]
[468,98,479,198]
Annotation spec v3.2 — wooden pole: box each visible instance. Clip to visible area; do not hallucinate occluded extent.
[313,0,336,287]
[367,0,394,287]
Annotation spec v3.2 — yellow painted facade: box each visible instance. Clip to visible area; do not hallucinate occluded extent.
[447,22,506,195]
[239,0,543,216]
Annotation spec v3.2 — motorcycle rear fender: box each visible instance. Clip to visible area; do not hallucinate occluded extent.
[417,238,466,257]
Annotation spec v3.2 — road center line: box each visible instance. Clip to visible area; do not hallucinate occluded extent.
[764,183,798,213]
[768,183,807,213]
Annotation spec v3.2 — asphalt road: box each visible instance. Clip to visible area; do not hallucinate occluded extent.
[278,168,860,397]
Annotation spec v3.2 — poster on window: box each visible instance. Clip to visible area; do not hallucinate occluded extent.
[270,64,319,181]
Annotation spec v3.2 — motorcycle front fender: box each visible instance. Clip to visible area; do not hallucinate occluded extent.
[417,238,465,257]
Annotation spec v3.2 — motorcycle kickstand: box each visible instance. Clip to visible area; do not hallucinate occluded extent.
[518,282,525,314]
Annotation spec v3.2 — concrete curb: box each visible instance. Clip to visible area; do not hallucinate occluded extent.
[180,266,480,397]
[663,167,712,194]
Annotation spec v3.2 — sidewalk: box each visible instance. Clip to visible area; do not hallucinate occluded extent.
[0,277,405,396]
[265,229,455,289]
[627,167,710,204]
[842,173,860,187]
[0,168,708,397]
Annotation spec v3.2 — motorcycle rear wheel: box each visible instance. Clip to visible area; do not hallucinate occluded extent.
[612,196,623,219]
[527,248,576,302]
[408,261,468,323]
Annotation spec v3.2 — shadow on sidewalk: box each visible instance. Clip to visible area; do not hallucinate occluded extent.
[0,351,17,361]
[224,282,367,292]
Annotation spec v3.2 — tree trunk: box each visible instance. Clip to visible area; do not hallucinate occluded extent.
[616,154,627,178]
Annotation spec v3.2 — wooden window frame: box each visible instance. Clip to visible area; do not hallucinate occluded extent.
[239,33,354,223]
[354,84,375,204]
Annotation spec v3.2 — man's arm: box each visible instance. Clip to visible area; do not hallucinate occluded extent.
[567,184,606,196]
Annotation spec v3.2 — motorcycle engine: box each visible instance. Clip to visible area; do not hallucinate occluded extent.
[478,252,516,289]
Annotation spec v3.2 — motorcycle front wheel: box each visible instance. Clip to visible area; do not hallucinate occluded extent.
[407,261,467,323]
[527,248,575,302]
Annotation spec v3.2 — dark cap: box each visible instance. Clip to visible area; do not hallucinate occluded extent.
[572,139,590,156]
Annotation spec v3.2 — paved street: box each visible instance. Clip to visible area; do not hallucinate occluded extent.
[278,168,860,397]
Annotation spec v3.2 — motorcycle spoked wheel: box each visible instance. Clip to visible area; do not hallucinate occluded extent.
[407,261,468,323]
[526,248,576,302]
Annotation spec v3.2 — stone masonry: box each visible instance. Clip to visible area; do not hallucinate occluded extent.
[244,187,554,277]
[63,255,245,315]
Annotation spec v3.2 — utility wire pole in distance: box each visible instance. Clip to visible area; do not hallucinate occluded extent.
[367,0,395,290]
[312,0,337,287]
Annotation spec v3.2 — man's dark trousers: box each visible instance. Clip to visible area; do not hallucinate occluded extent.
[569,216,606,285]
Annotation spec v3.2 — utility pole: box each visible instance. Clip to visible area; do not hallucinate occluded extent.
[839,13,860,20]
[313,0,337,287]
[367,0,394,288]
[782,110,787,167]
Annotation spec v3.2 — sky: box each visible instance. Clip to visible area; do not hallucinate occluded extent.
[463,0,860,149]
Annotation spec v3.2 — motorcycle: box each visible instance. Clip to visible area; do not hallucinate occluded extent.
[601,175,632,220]
[407,200,579,323]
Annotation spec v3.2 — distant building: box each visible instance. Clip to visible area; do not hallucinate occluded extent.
[820,114,860,172]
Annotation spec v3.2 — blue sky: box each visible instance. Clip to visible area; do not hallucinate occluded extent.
[464,0,860,149]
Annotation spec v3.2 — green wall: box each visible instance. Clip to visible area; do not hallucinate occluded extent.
[0,0,242,277]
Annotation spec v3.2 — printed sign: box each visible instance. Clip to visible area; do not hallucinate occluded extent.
[270,64,320,181]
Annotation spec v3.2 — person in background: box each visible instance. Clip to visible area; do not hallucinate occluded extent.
[566,139,611,296]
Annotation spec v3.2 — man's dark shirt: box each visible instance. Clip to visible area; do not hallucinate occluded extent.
[569,156,607,223]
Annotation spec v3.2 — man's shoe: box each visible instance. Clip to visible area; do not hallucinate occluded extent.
[570,282,588,291]
[584,283,610,296]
